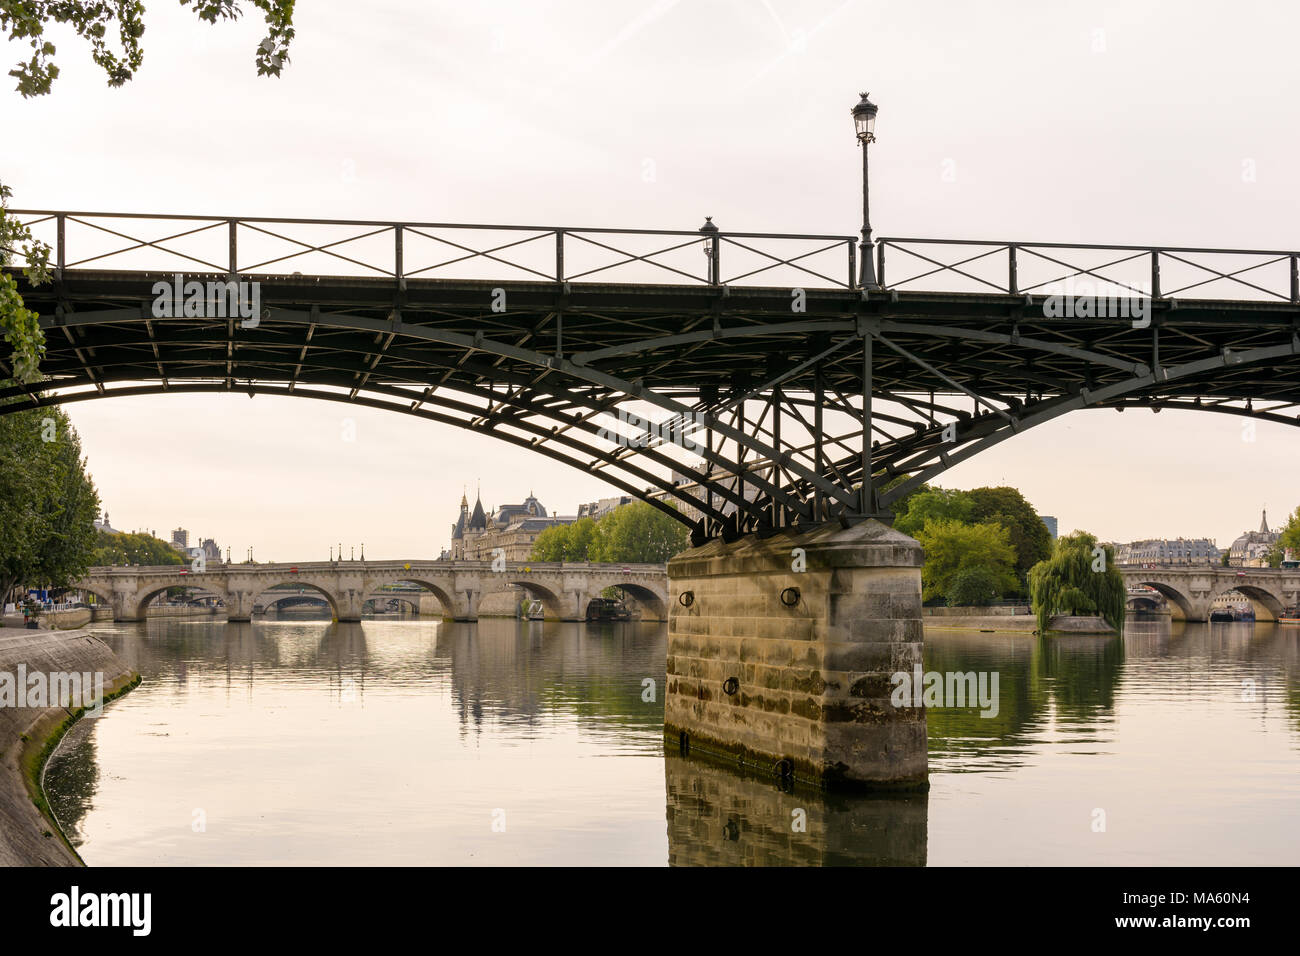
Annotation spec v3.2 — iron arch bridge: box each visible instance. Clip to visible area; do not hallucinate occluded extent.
[7,210,1300,543]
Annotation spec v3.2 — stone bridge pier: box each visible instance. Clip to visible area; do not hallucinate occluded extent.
[666,519,928,793]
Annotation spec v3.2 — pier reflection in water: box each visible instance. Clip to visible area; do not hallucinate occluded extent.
[40,614,1300,866]
[664,753,927,865]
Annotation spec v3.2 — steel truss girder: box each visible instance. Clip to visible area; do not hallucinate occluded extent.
[10,268,1300,540]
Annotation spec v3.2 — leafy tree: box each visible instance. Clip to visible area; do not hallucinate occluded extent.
[0,407,100,602]
[529,517,599,562]
[529,524,568,562]
[588,501,689,563]
[944,565,1004,606]
[966,485,1053,582]
[563,516,598,561]
[0,184,50,383]
[2,1,295,98]
[1027,531,1126,633]
[0,1,296,379]
[914,518,1017,604]
[91,529,185,566]
[893,486,974,538]
[532,502,689,564]
[1274,506,1300,556]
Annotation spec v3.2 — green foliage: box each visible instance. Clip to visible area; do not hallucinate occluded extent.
[893,486,974,538]
[1,1,296,97]
[893,482,1052,600]
[0,183,51,383]
[530,503,689,564]
[533,516,600,562]
[1275,506,1300,554]
[528,523,568,562]
[966,485,1054,583]
[0,2,296,379]
[0,407,100,601]
[90,528,184,567]
[944,565,1004,606]
[589,501,689,563]
[914,518,1018,604]
[1027,531,1127,633]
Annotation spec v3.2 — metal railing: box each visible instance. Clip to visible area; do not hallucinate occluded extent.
[10,210,1297,303]
[877,237,1300,303]
[8,210,858,290]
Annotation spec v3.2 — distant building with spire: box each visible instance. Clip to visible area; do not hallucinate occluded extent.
[448,487,578,560]
[1228,509,1280,566]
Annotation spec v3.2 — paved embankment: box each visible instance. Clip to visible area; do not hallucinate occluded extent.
[922,607,1037,632]
[0,628,139,866]
[1,608,92,630]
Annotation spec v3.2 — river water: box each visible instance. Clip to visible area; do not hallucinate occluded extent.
[42,614,1300,865]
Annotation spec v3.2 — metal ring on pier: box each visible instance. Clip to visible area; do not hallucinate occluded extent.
[780,587,801,607]
[722,676,740,696]
[678,590,695,607]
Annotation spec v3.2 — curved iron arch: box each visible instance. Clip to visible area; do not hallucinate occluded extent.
[13,274,1300,543]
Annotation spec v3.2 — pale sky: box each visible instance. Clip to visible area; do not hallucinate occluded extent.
[6,0,1300,560]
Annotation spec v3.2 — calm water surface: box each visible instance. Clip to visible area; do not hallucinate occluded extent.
[43,615,1300,865]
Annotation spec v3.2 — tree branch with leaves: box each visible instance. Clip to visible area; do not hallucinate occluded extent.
[0,0,296,382]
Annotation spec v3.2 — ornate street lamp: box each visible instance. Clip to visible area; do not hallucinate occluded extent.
[852,92,879,290]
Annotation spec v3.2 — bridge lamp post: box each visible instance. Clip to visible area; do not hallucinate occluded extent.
[699,216,719,285]
[852,92,879,290]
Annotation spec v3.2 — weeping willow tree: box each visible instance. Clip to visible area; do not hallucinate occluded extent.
[1027,531,1126,633]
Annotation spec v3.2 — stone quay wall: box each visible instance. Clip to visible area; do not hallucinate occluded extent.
[0,629,138,866]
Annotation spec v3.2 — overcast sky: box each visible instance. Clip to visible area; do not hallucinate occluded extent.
[6,0,1300,559]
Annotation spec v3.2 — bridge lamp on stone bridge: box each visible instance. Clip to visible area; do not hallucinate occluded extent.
[852,91,879,290]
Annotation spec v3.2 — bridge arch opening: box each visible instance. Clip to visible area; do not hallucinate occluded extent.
[1130,581,1195,621]
[509,580,566,620]
[367,579,458,620]
[597,582,669,622]
[1210,584,1285,623]
[255,585,335,617]
[65,585,114,616]
[248,581,341,620]
[363,594,422,615]
[133,582,228,620]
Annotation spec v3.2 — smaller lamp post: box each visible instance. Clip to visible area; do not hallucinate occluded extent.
[699,216,719,285]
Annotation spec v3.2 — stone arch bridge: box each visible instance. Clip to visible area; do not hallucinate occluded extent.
[73,560,669,623]
[1121,566,1300,622]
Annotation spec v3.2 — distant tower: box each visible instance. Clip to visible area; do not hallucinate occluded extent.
[1260,509,1270,534]
[450,489,471,560]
